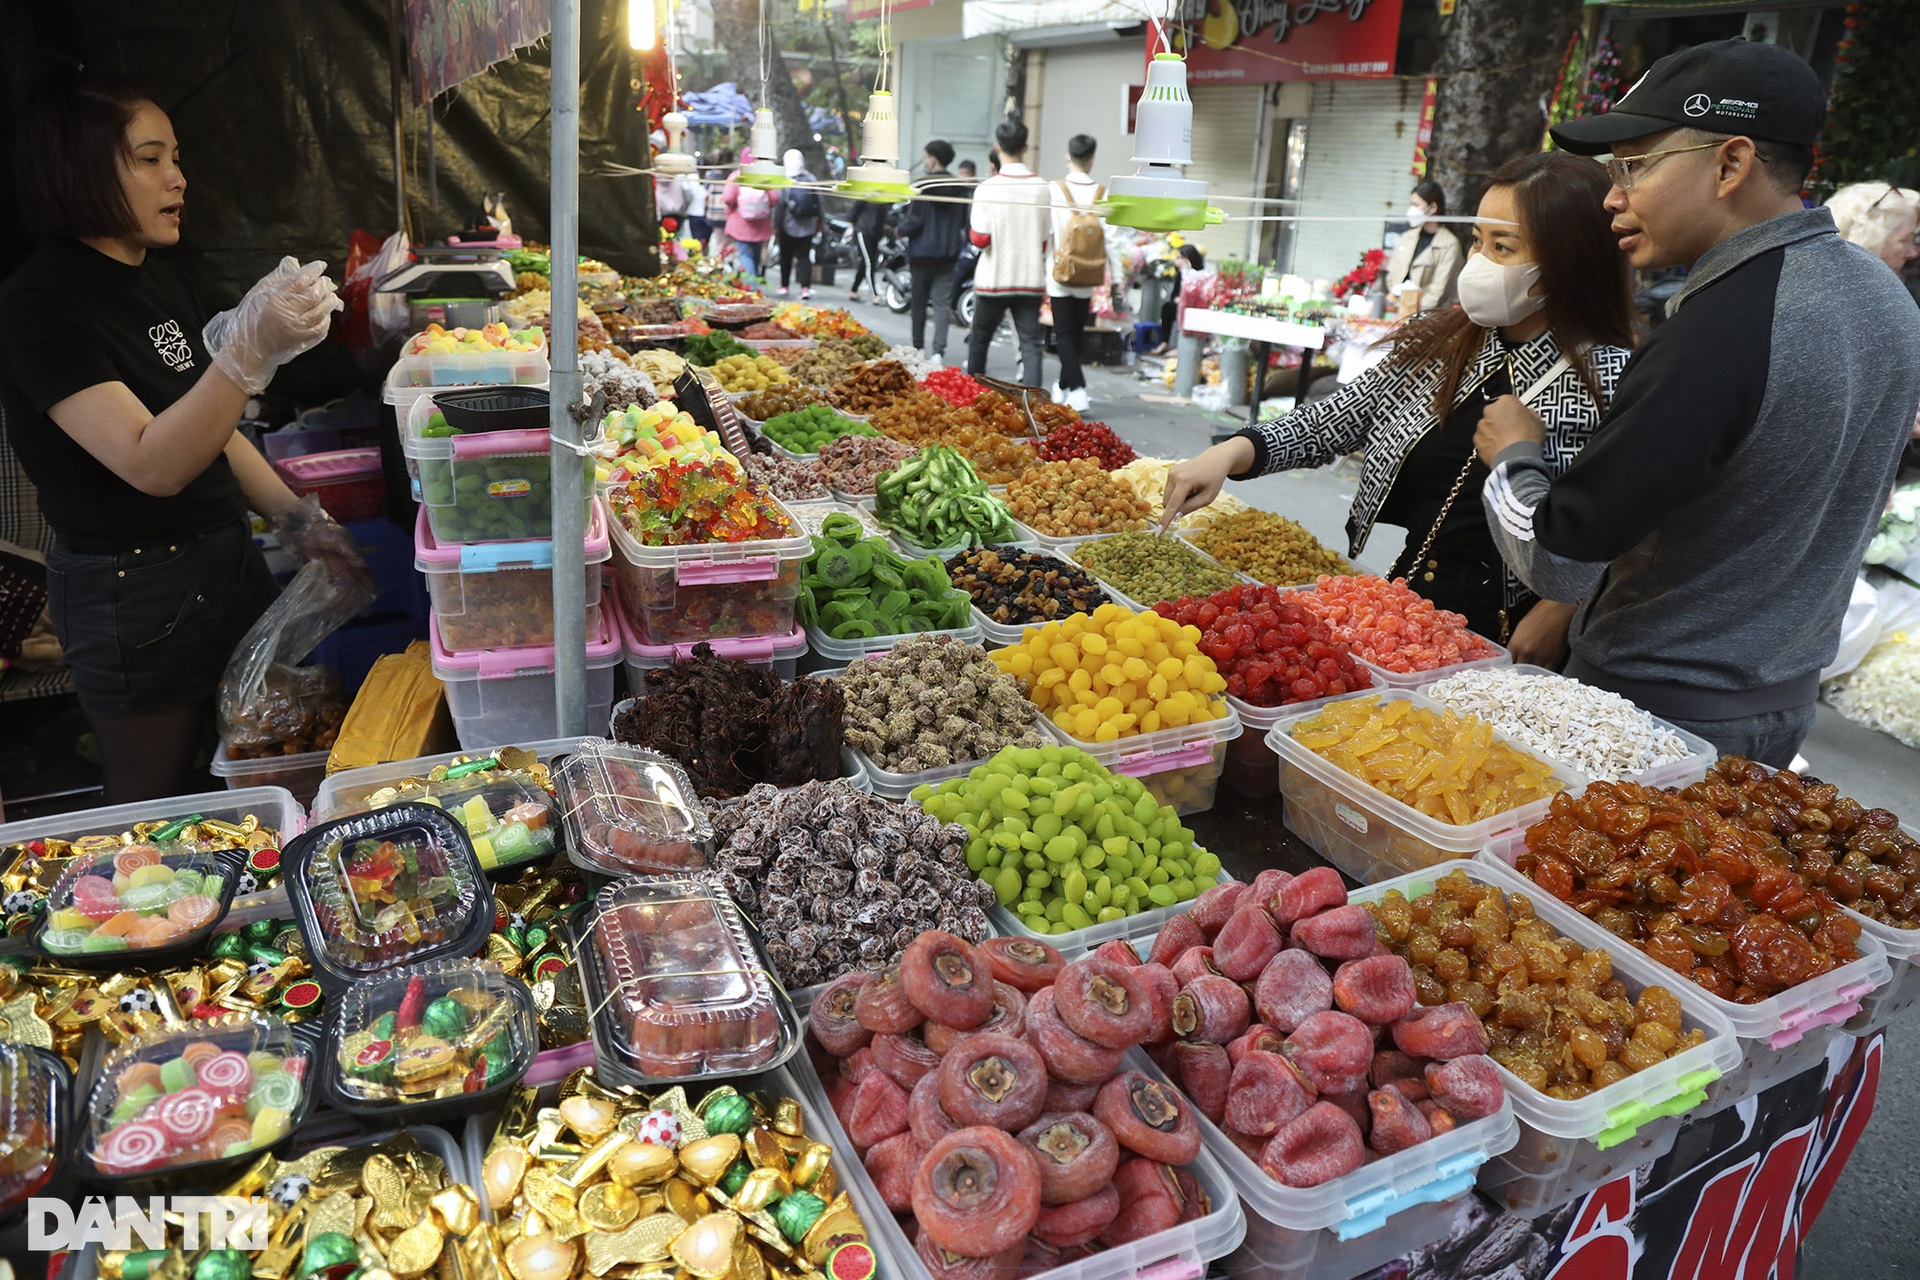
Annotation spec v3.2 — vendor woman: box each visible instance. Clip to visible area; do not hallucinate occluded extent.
[0,68,354,802]
[1159,151,1636,667]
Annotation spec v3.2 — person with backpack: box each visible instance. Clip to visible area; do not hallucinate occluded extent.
[774,149,821,298]
[1048,134,1108,412]
[722,148,775,279]
[899,139,971,359]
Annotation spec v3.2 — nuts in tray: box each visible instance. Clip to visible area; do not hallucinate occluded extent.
[946,546,1108,626]
[1004,458,1153,538]
[1291,696,1563,825]
[1184,509,1353,585]
[1070,532,1238,606]
[739,449,832,501]
[1681,756,1920,928]
[1517,780,1865,1003]
[1425,668,1694,782]
[1368,869,1707,1097]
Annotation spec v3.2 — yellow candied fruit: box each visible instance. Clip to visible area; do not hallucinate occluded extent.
[1049,643,1080,671]
[1140,709,1162,733]
[1068,668,1094,694]
[1075,708,1100,738]
[1100,663,1125,689]
[1080,633,1109,657]
[1147,674,1169,701]
[1094,695,1125,720]
[1129,697,1155,717]
[1122,656,1153,683]
[989,607,1231,742]
[1006,650,1034,676]
[1094,722,1122,742]
[1116,637,1147,658]
[1156,657,1186,682]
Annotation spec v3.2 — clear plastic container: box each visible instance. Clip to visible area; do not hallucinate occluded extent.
[785,1015,1248,1280]
[577,874,798,1083]
[784,498,888,541]
[0,1044,67,1220]
[429,608,622,752]
[210,743,329,808]
[382,349,549,425]
[1846,833,1920,1034]
[553,740,715,875]
[1038,702,1243,818]
[1347,860,1741,1217]
[801,616,985,668]
[33,845,241,967]
[415,497,610,652]
[948,544,1114,648]
[1356,637,1511,690]
[615,600,807,691]
[323,770,559,876]
[1220,687,1372,799]
[82,1015,315,1185]
[1269,690,1580,883]
[1479,834,1893,1112]
[402,393,593,544]
[309,740,575,826]
[1413,662,1717,789]
[284,801,495,985]
[322,957,536,1125]
[606,491,813,645]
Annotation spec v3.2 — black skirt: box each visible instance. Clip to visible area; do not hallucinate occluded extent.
[47,521,280,718]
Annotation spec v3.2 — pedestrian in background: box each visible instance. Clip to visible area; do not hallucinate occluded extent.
[1385,179,1464,313]
[1048,133,1107,412]
[846,198,889,306]
[899,139,969,360]
[721,149,775,279]
[956,159,977,181]
[774,149,820,298]
[966,119,1049,386]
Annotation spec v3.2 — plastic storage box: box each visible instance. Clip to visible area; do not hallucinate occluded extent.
[801,616,985,669]
[414,496,610,652]
[429,608,621,752]
[1269,690,1581,883]
[322,768,557,876]
[382,348,549,425]
[320,956,536,1126]
[210,743,330,809]
[310,739,574,823]
[1348,860,1741,1216]
[81,1014,316,1188]
[1220,686,1372,799]
[554,741,714,876]
[1413,662,1717,789]
[616,606,807,692]
[284,802,495,986]
[1039,702,1243,818]
[576,874,799,1085]
[33,845,242,968]
[273,447,387,522]
[786,1003,1249,1280]
[1846,831,1920,1034]
[783,498,887,541]
[606,492,814,646]
[1479,835,1892,1111]
[1357,637,1511,691]
[0,1044,68,1223]
[403,395,595,545]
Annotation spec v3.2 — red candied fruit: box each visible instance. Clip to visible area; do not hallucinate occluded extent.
[1289,574,1500,673]
[1155,584,1373,708]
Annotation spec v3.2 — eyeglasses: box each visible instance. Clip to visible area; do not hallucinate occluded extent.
[1604,140,1724,190]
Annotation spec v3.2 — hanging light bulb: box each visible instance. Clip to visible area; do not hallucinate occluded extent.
[838,91,913,202]
[1104,55,1223,232]
[738,108,790,188]
[628,0,656,51]
[656,111,695,175]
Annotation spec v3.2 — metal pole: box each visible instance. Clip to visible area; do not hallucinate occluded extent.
[550,0,588,738]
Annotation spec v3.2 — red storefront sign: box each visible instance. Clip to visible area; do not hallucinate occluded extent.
[847,0,932,19]
[1175,0,1404,83]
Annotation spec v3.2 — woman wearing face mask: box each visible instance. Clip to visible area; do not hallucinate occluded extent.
[1160,152,1634,664]
[1383,180,1464,312]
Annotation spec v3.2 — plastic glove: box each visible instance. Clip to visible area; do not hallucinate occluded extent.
[271,494,374,593]
[204,257,344,395]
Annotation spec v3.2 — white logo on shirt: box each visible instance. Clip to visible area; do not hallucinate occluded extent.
[149,320,194,373]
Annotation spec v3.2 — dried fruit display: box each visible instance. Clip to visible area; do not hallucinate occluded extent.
[1367,869,1707,1098]
[818,434,919,496]
[869,393,1037,486]
[946,546,1109,627]
[1109,457,1251,532]
[770,302,873,340]
[811,934,1214,1270]
[1293,574,1501,673]
[738,449,832,501]
[709,780,996,987]
[1424,668,1694,782]
[608,455,795,547]
[1290,696,1563,825]
[736,385,827,420]
[922,367,986,407]
[790,343,870,386]
[831,361,922,415]
[1517,780,1865,1003]
[1185,510,1352,586]
[611,647,845,799]
[1033,421,1138,470]
[990,604,1231,741]
[1071,532,1239,607]
[914,742,1220,932]
[1680,756,1920,929]
[1147,868,1506,1186]
[874,447,1019,550]
[1005,459,1153,539]
[797,513,973,640]
[1156,583,1372,708]
[709,352,792,393]
[761,404,879,454]
[840,633,1046,772]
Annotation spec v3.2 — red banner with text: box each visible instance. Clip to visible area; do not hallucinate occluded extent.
[1173,0,1404,83]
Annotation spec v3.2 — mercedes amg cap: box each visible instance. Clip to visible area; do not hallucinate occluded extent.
[1551,38,1827,155]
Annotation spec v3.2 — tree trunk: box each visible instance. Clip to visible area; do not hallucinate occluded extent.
[1427,0,1586,218]
[709,0,828,177]
[820,19,861,163]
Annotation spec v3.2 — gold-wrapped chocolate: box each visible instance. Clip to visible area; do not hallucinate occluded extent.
[608,1141,676,1188]
[745,1127,788,1172]
[385,1217,446,1278]
[558,1132,630,1191]
[677,1135,742,1186]
[577,1182,641,1232]
[582,1213,680,1275]
[670,1213,739,1279]
[731,1167,791,1214]
[770,1099,805,1138]
[430,1186,482,1238]
[789,1144,832,1192]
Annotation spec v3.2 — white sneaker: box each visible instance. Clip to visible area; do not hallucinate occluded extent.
[1049,383,1066,405]
[776,286,789,296]
[1066,387,1090,413]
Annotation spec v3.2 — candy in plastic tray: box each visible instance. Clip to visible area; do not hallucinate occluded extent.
[326,957,536,1115]
[84,1015,311,1182]
[33,845,238,963]
[285,802,493,984]
[342,768,558,874]
[580,874,790,1079]
[0,1043,66,1216]
[555,740,714,875]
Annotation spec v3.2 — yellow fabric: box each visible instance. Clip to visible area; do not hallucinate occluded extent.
[325,641,454,774]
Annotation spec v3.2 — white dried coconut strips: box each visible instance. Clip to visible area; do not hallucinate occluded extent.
[1423,668,1692,780]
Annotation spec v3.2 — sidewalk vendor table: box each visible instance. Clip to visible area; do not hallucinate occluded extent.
[1180,308,1328,422]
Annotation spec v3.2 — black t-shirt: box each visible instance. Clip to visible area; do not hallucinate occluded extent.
[1377,359,1514,567]
[0,240,248,553]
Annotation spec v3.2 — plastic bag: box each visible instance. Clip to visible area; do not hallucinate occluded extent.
[217,559,375,755]
[1819,576,1880,683]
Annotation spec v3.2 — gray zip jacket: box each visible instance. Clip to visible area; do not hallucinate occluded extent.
[1482,208,1920,721]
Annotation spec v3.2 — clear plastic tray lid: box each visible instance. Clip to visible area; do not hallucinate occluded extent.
[0,1044,64,1214]
[350,767,559,874]
[35,845,237,961]
[555,740,714,875]
[85,1014,311,1179]
[285,802,494,984]
[580,873,792,1078]
[328,957,536,1108]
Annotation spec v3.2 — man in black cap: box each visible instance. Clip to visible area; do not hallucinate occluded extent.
[1474,38,1920,766]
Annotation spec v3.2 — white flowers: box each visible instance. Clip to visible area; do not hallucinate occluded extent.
[1823,635,1920,749]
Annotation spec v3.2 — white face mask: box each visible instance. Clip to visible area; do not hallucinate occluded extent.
[1456,253,1545,329]
[1405,204,1429,228]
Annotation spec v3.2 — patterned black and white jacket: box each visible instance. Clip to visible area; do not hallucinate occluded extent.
[1232,330,1631,619]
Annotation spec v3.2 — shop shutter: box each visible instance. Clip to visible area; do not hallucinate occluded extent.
[1183,85,1264,264]
[1289,80,1423,286]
